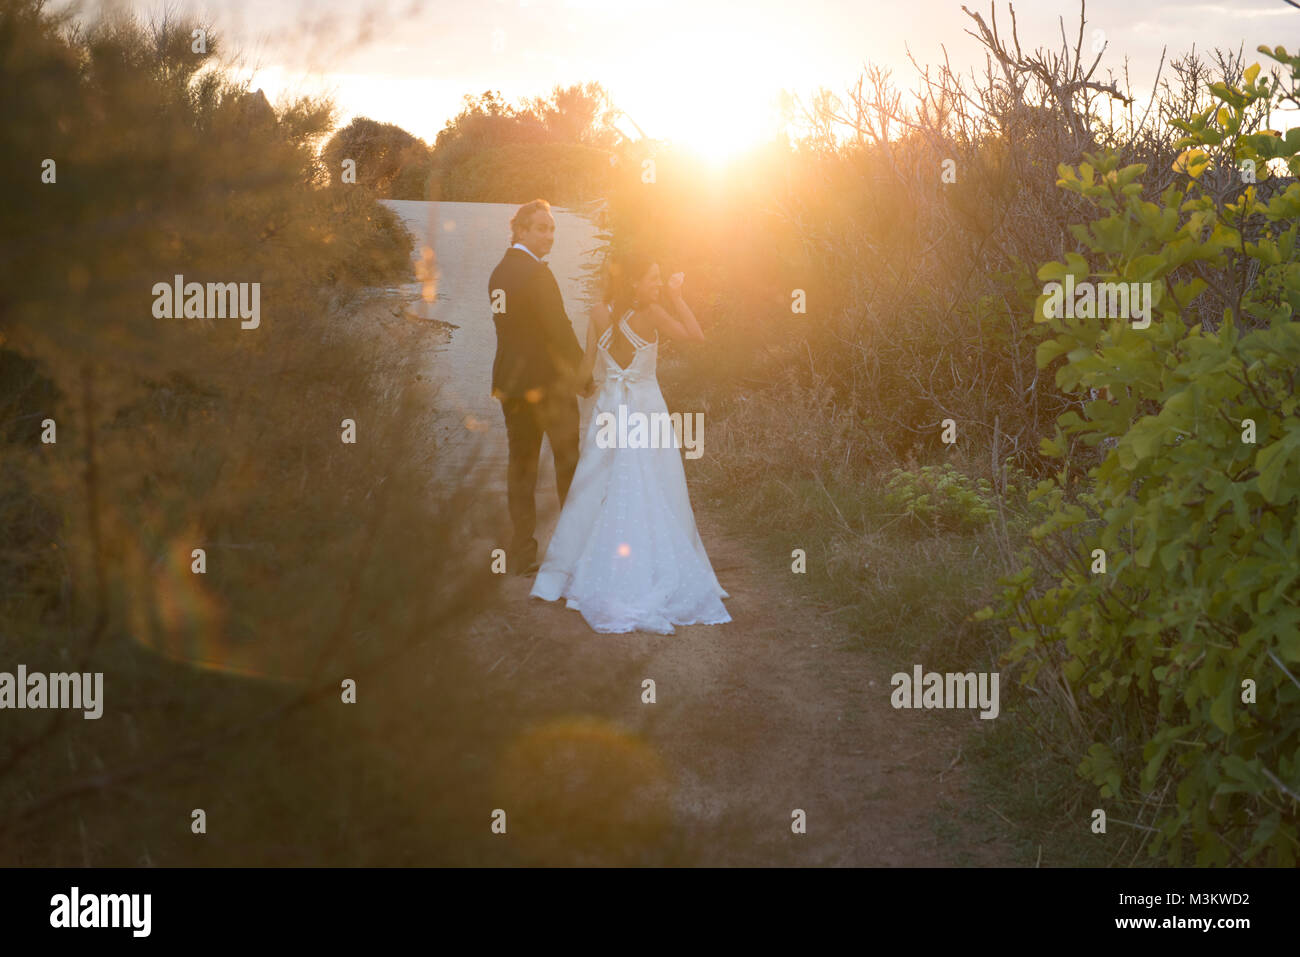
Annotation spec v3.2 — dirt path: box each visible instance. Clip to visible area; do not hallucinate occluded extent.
[376,200,1012,866]
[461,507,1011,866]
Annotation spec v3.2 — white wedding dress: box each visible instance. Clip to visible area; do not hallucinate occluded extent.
[530,309,732,634]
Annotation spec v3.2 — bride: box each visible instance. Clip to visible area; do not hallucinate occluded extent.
[529,251,732,634]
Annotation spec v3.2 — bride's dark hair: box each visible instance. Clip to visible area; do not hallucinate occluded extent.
[605,248,659,317]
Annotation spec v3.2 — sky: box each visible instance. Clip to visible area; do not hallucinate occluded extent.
[76,0,1300,153]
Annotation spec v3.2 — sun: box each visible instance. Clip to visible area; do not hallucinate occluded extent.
[666,87,777,167]
[670,110,772,168]
[618,48,783,168]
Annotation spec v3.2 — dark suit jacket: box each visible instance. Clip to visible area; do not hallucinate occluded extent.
[488,247,584,400]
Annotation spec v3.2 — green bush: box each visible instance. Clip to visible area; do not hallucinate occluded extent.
[0,2,505,864]
[984,45,1300,865]
[321,117,432,199]
[884,464,995,532]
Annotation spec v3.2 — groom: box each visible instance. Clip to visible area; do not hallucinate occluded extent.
[488,199,588,575]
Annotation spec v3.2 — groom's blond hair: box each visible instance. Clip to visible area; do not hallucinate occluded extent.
[510,199,552,242]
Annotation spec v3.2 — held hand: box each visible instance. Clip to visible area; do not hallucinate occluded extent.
[666,272,685,298]
[567,368,596,397]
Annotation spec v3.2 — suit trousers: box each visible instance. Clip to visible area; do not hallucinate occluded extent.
[499,391,580,565]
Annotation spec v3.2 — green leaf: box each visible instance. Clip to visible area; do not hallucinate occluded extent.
[1256,429,1300,504]
[1221,755,1268,793]
[1210,679,1236,735]
[1036,337,1072,367]
[1129,253,1168,282]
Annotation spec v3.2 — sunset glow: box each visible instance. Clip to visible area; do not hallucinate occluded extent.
[9,0,1300,880]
